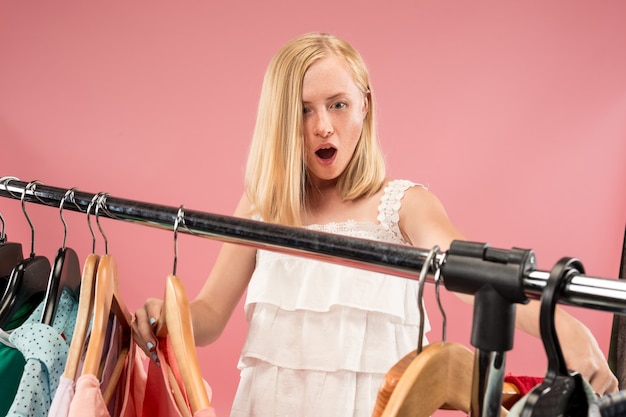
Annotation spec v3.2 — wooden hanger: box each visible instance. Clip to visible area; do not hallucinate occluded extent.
[64,193,104,380]
[373,348,521,415]
[63,253,99,381]
[373,342,510,417]
[80,194,133,405]
[155,206,211,414]
[81,253,116,376]
[157,273,211,414]
[380,341,474,417]
[102,272,133,405]
[80,253,132,401]
[373,247,509,417]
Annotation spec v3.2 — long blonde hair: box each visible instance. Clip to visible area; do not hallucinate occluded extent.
[245,32,386,226]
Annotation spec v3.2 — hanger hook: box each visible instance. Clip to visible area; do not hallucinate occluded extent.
[432,253,447,343]
[59,188,79,249]
[1,176,21,200]
[0,176,21,242]
[416,245,440,354]
[0,211,4,244]
[20,180,42,257]
[95,193,110,254]
[86,193,102,253]
[541,257,585,382]
[173,205,185,276]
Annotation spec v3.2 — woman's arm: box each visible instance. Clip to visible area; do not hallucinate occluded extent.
[132,193,257,352]
[398,185,618,395]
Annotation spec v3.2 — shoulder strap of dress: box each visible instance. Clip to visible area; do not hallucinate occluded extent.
[377,180,423,241]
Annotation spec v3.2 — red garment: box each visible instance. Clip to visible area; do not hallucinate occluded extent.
[504,374,544,396]
[141,336,216,417]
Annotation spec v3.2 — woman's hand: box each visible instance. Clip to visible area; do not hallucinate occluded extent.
[557,312,619,396]
[132,297,165,363]
[500,298,619,396]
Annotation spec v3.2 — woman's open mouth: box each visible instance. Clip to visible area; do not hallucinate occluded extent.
[315,147,337,160]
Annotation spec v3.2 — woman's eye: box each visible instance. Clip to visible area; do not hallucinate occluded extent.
[302,107,311,115]
[332,102,347,110]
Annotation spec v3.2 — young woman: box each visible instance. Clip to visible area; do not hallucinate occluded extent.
[133,32,617,416]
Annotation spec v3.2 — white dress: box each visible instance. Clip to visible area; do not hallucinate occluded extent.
[230,180,430,417]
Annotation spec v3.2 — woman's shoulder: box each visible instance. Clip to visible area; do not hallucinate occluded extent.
[387,179,464,249]
[234,191,256,219]
[379,178,441,218]
[381,178,429,197]
[383,178,442,209]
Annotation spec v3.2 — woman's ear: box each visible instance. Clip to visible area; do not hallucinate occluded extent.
[362,90,370,118]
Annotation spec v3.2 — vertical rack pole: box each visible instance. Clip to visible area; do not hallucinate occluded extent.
[443,241,535,417]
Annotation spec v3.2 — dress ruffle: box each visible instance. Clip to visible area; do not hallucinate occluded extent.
[234,179,431,416]
[231,360,383,417]
[246,250,426,323]
[240,302,427,373]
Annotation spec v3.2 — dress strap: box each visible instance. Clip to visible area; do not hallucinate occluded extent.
[376,180,420,243]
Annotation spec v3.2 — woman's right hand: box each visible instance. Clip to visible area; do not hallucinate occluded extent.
[132,297,165,363]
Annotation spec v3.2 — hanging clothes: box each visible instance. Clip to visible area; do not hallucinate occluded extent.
[0,304,35,416]
[66,335,144,417]
[0,270,48,415]
[50,315,125,417]
[65,320,216,416]
[589,391,626,417]
[4,287,78,417]
[141,335,215,417]
[506,375,595,416]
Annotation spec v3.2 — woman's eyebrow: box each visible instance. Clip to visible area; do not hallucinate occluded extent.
[302,92,347,105]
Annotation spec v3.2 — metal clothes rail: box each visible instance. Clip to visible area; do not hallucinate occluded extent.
[1,179,625,313]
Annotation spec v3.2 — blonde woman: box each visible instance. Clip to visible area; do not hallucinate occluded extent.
[133,32,617,416]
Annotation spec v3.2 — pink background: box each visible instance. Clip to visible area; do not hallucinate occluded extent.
[1,2,625,415]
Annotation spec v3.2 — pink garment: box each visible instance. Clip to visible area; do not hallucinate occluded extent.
[67,375,113,417]
[141,336,216,417]
[67,340,145,417]
[52,316,123,417]
[48,376,75,417]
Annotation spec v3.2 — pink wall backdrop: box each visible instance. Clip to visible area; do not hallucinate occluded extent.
[1,2,625,415]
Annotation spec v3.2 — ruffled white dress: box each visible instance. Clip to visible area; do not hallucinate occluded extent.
[230,180,430,417]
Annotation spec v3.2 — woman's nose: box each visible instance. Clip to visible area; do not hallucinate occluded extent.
[314,112,333,137]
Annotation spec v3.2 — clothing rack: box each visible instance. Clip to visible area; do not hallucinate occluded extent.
[1,178,625,417]
[1,179,624,309]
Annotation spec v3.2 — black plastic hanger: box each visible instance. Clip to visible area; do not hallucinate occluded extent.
[0,177,24,278]
[520,257,589,417]
[0,181,51,329]
[40,188,82,325]
[0,215,24,279]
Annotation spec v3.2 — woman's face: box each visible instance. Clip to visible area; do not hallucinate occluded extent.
[301,54,368,188]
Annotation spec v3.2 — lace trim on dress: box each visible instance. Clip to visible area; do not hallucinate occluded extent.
[377,179,424,242]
